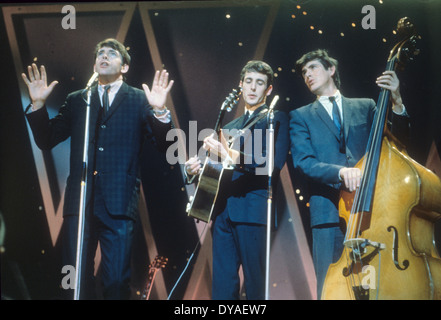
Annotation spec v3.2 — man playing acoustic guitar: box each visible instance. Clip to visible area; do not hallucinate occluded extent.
[185,61,290,300]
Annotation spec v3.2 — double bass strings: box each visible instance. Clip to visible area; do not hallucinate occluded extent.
[348,55,396,242]
[323,20,423,299]
[342,56,396,298]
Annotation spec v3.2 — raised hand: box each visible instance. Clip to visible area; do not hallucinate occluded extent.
[21,63,58,110]
[142,69,174,111]
[376,70,403,113]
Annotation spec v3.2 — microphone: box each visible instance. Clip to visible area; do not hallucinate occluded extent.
[267,95,279,124]
[269,95,279,111]
[86,72,98,89]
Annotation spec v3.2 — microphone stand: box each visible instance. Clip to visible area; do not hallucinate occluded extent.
[265,95,278,300]
[74,72,98,300]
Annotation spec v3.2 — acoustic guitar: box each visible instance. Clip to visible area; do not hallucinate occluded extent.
[186,88,242,222]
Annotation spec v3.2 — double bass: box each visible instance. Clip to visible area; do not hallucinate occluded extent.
[322,18,441,300]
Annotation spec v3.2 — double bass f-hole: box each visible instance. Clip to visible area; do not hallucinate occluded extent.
[387,226,410,271]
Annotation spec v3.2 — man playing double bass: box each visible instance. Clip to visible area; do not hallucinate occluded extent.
[289,49,410,299]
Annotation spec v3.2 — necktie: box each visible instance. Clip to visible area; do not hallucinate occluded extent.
[102,84,110,116]
[329,96,345,153]
[242,111,250,128]
[329,96,341,131]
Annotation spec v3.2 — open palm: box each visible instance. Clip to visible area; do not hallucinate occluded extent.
[21,63,58,109]
[142,69,174,110]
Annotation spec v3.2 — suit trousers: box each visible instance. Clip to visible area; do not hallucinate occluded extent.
[62,181,135,300]
[312,223,344,299]
[212,208,267,300]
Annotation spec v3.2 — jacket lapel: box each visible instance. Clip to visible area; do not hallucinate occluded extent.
[243,104,268,128]
[313,100,340,139]
[226,116,245,130]
[87,86,101,145]
[225,104,267,130]
[222,104,267,151]
[91,85,100,112]
[102,82,128,122]
[341,96,352,145]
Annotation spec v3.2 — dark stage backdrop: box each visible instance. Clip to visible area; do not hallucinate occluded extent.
[1,0,440,300]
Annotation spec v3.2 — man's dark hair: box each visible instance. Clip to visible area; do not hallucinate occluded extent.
[94,38,131,66]
[240,60,274,88]
[295,49,341,89]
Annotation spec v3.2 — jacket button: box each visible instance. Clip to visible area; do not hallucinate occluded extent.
[98,147,104,151]
[101,125,106,129]
[93,171,98,176]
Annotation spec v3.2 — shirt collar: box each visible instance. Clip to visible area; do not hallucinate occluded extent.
[245,103,267,116]
[98,79,123,94]
[318,90,341,105]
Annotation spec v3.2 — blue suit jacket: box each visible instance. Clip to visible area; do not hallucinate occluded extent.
[289,97,376,227]
[215,104,290,225]
[26,82,172,220]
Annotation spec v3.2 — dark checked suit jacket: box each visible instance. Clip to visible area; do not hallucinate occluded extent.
[289,96,409,227]
[25,82,172,220]
[214,104,290,225]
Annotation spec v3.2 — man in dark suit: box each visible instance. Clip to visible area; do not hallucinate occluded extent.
[289,49,409,299]
[22,38,174,299]
[185,61,290,299]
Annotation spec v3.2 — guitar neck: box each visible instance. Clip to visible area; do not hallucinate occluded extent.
[142,269,159,300]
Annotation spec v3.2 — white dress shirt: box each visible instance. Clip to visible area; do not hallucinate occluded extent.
[318,90,343,123]
[317,89,408,123]
[98,79,123,108]
[98,79,170,123]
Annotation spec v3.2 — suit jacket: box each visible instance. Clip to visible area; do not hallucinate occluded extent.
[26,82,172,220]
[214,104,290,225]
[289,96,409,227]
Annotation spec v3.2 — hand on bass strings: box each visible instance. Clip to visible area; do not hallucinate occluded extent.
[339,167,362,192]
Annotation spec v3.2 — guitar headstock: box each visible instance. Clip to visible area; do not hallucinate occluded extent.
[141,255,168,300]
[221,87,242,112]
[149,255,168,271]
[388,17,421,70]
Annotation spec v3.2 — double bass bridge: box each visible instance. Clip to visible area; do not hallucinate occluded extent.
[344,238,386,252]
[342,238,386,300]
[342,238,386,275]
